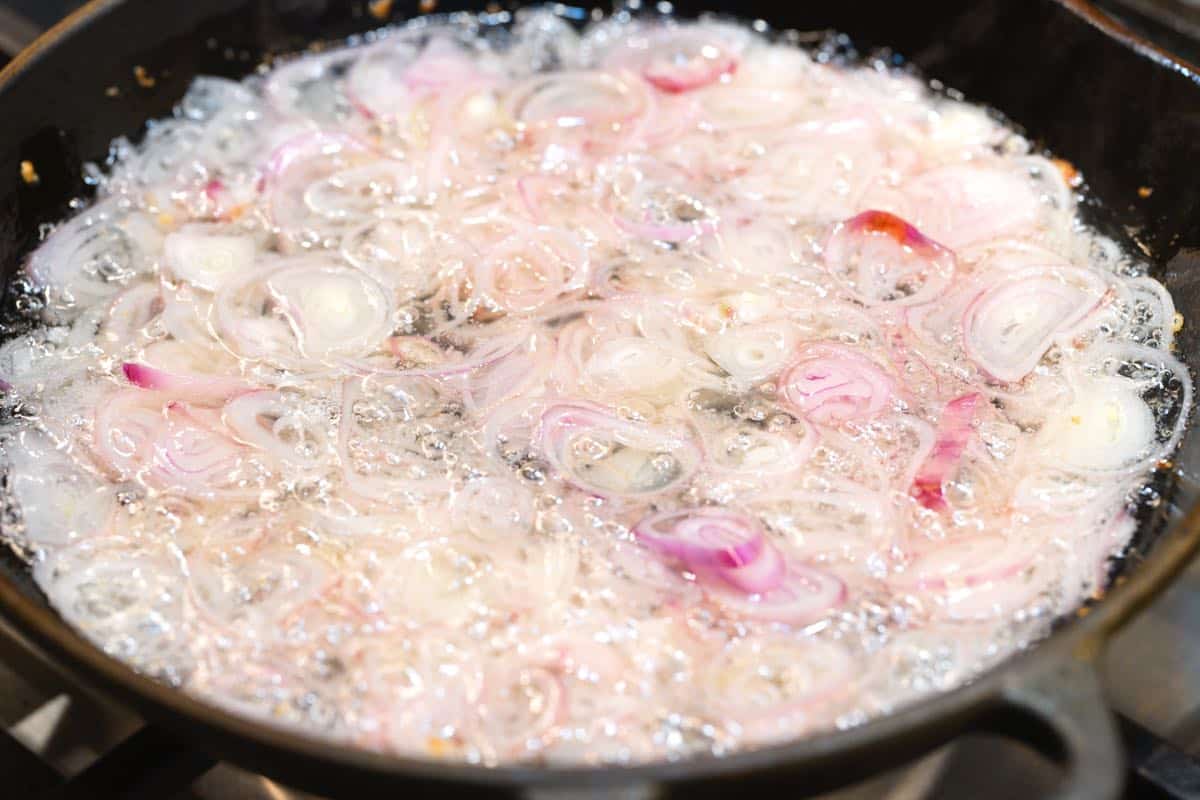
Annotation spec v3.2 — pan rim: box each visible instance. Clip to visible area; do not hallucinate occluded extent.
[0,0,1199,789]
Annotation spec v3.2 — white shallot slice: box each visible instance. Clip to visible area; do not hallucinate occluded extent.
[823,210,956,307]
[451,476,537,545]
[1037,377,1160,475]
[779,343,898,425]
[267,263,393,358]
[707,563,846,625]
[28,201,164,319]
[122,341,250,401]
[505,69,648,131]
[469,225,587,314]
[224,390,331,468]
[7,430,115,545]
[706,638,853,742]
[539,402,701,497]
[962,269,1106,382]
[605,23,744,94]
[704,321,801,383]
[880,164,1043,250]
[163,224,257,292]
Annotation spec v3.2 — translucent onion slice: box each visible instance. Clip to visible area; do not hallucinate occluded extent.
[470,226,587,314]
[161,285,219,347]
[344,39,422,118]
[910,393,981,512]
[962,272,1103,382]
[94,390,247,497]
[91,389,162,478]
[779,344,897,425]
[1120,276,1178,348]
[706,638,853,741]
[893,534,1042,621]
[90,282,163,352]
[511,175,620,242]
[451,477,536,545]
[633,507,767,572]
[266,137,417,243]
[349,35,485,119]
[511,535,582,611]
[265,48,360,121]
[823,210,956,307]
[188,546,331,629]
[384,645,481,752]
[737,117,889,222]
[149,402,248,495]
[267,263,392,358]
[710,539,787,594]
[338,376,458,503]
[609,158,717,243]
[264,131,370,181]
[505,70,647,130]
[28,201,164,319]
[36,540,184,642]
[707,421,817,479]
[123,341,250,401]
[885,165,1043,250]
[609,26,741,94]
[713,218,801,276]
[368,539,484,624]
[1037,377,1160,474]
[539,402,701,497]
[224,390,331,468]
[477,661,568,757]
[461,331,555,413]
[7,430,115,545]
[164,225,257,292]
[341,212,458,299]
[704,321,800,383]
[696,87,802,131]
[708,564,846,625]
[583,336,693,400]
[302,161,422,221]
[399,36,487,94]
[893,533,1033,591]
[753,480,891,561]
[731,40,815,88]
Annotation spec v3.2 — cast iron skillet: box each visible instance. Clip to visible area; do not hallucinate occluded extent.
[1,1,1200,797]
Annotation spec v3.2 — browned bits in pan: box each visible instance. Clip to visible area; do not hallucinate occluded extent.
[133,65,156,89]
[368,0,394,19]
[19,161,39,186]
[1051,157,1082,188]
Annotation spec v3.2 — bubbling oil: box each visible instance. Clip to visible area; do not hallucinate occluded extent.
[0,6,1190,765]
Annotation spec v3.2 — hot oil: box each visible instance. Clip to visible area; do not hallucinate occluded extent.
[0,5,1189,766]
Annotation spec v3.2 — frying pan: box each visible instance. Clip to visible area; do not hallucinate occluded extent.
[0,1,1199,798]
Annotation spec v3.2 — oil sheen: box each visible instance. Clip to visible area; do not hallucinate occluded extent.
[0,7,1190,766]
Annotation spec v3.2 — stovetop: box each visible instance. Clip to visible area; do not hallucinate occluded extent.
[2,1,1200,798]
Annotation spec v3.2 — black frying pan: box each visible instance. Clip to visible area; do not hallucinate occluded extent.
[2,1,1200,798]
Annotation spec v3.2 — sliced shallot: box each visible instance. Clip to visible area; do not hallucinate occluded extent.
[539,402,701,497]
[823,210,955,307]
[633,507,766,572]
[779,344,898,425]
[911,393,981,512]
[708,564,846,625]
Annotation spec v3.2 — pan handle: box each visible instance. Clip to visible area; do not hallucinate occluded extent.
[989,654,1123,800]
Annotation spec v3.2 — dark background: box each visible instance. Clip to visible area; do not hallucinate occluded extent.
[0,0,1198,63]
